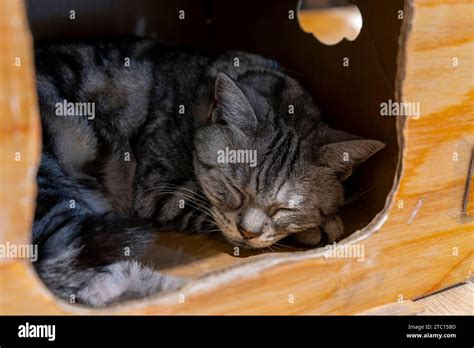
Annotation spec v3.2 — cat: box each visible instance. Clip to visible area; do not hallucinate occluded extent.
[32,38,384,307]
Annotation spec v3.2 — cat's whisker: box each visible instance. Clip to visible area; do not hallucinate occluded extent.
[273,242,299,250]
[186,207,216,222]
[191,215,218,232]
[149,188,210,208]
[193,217,218,228]
[148,183,211,206]
[345,185,375,205]
[171,185,211,204]
[267,245,276,253]
[202,229,222,235]
[149,189,215,218]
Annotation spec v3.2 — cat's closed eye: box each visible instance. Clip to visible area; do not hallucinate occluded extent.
[218,183,244,211]
[197,158,214,170]
[269,206,294,217]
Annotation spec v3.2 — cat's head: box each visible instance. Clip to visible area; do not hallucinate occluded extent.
[194,72,384,248]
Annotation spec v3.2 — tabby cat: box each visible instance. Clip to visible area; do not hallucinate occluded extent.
[33,38,384,306]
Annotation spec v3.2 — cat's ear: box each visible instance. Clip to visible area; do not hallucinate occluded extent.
[317,140,385,181]
[213,73,257,132]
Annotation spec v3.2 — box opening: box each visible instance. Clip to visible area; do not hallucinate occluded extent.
[26,0,405,299]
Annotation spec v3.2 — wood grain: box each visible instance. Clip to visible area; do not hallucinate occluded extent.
[0,0,473,314]
[0,0,40,254]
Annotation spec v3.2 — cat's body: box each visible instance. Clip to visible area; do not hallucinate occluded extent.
[33,38,384,306]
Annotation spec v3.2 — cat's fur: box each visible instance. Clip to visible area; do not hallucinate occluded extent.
[33,38,384,307]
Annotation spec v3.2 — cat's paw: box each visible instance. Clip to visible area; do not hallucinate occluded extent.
[321,215,344,243]
[292,227,323,246]
[292,216,344,246]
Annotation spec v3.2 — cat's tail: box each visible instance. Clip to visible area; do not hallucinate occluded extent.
[33,155,182,307]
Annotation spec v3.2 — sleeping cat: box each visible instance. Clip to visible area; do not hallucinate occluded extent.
[33,38,384,307]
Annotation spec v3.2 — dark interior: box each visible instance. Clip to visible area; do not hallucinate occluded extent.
[26,0,404,278]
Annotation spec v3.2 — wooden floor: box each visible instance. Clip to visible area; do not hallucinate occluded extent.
[415,283,474,315]
[361,283,473,315]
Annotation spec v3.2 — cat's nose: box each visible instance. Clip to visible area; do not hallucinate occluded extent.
[238,207,266,239]
[238,227,260,239]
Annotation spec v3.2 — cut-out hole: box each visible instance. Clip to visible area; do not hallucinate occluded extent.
[24,0,403,308]
[297,0,363,45]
